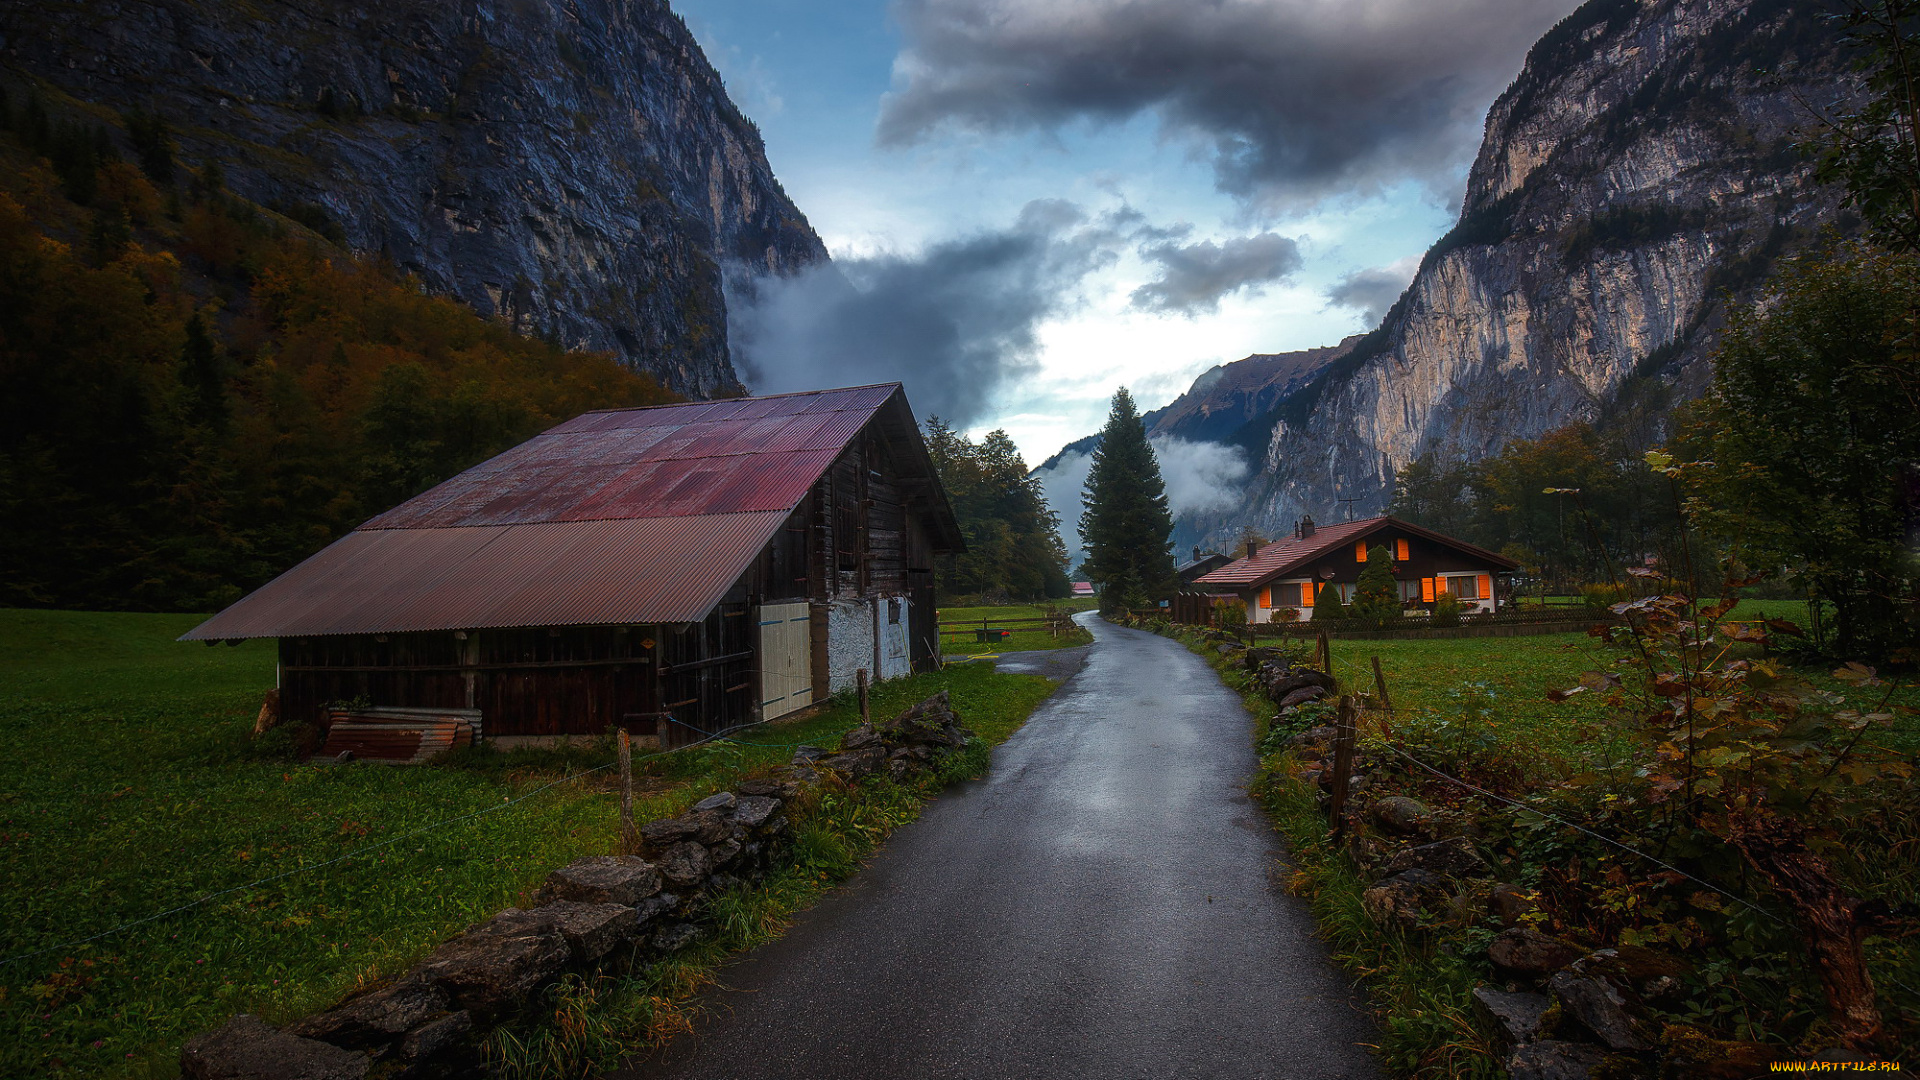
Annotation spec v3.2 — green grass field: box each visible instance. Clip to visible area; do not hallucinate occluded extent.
[937,600,1096,656]
[0,609,1053,1078]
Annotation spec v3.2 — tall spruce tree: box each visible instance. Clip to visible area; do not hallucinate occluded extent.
[1079,388,1175,612]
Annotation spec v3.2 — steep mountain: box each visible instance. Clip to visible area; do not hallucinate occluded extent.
[1210,0,1853,544]
[0,0,827,397]
[1034,338,1356,472]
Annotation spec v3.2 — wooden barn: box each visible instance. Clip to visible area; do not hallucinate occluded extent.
[183,384,962,750]
[1190,514,1519,624]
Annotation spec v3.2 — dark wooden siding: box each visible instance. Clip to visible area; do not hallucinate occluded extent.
[281,627,661,739]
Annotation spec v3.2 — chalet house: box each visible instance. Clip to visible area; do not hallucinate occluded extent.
[1193,514,1519,624]
[1176,547,1233,585]
[1166,547,1236,623]
[183,384,962,748]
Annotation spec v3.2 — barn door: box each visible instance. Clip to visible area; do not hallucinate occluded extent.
[758,601,813,720]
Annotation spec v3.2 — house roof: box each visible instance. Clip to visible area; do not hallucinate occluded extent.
[1175,552,1231,576]
[1194,515,1519,589]
[183,384,957,640]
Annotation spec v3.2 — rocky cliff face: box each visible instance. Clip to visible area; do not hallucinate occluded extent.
[1035,338,1356,473]
[1211,0,1852,544]
[0,0,826,397]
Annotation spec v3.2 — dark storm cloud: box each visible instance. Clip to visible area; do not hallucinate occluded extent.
[727,200,1126,426]
[877,0,1581,205]
[1325,259,1418,326]
[1131,231,1302,314]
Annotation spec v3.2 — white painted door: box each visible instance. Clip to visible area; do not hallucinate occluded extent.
[758,602,813,721]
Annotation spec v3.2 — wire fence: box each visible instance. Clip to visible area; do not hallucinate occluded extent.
[1285,636,1920,1004]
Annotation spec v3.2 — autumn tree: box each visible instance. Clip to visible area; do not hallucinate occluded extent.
[1687,248,1920,657]
[924,419,1071,601]
[1079,388,1175,612]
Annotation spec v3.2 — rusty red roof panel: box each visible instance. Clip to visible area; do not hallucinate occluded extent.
[181,513,789,639]
[184,385,936,640]
[1196,515,1521,588]
[364,384,901,530]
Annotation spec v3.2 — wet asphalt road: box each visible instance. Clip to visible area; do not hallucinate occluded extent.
[607,613,1380,1080]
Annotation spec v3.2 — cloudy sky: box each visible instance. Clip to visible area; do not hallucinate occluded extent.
[679,0,1582,465]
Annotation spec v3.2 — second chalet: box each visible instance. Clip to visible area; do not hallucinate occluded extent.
[1193,514,1519,624]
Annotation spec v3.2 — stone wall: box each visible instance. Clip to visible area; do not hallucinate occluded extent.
[180,693,975,1080]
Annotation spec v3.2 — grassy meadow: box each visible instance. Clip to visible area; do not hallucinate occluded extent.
[936,599,1097,656]
[0,608,1055,1078]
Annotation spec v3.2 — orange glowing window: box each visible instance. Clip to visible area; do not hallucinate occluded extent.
[1421,577,1436,602]
[1300,582,1315,607]
[1355,542,1367,562]
[1396,538,1410,561]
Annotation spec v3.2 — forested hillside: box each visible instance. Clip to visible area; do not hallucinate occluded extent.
[0,90,677,612]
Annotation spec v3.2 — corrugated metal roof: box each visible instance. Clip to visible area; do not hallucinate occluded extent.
[365,384,901,530]
[182,515,788,638]
[182,384,937,640]
[1195,515,1520,588]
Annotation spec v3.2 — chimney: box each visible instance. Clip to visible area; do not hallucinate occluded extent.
[1300,514,1315,538]
[1244,539,1259,560]
[1193,546,1202,562]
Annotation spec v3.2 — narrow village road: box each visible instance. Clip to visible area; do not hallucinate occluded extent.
[608,613,1380,1080]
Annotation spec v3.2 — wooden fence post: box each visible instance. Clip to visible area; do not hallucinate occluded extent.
[1317,629,1333,679]
[1370,654,1394,738]
[857,667,870,725]
[618,728,637,856]
[1329,694,1358,842]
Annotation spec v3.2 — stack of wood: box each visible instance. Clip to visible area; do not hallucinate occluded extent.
[320,706,482,764]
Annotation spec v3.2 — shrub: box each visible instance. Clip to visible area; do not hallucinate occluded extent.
[1430,591,1463,627]
[1212,597,1246,628]
[1580,583,1627,612]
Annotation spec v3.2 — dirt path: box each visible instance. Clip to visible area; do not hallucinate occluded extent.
[607,613,1380,1080]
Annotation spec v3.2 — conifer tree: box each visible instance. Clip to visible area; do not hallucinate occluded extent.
[1079,388,1175,612]
[1314,580,1349,621]
[1352,543,1402,626]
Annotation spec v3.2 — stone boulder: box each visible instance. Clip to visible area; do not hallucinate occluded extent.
[840,726,884,752]
[1547,971,1651,1052]
[181,1015,370,1080]
[1489,928,1584,978]
[1368,796,1431,836]
[288,979,447,1050]
[1289,725,1338,748]
[508,902,638,964]
[735,777,799,800]
[691,791,736,813]
[1276,686,1326,710]
[1505,1039,1607,1080]
[1570,946,1689,1002]
[411,911,571,1017]
[1360,868,1451,928]
[658,840,714,888]
[1382,837,1490,879]
[730,795,782,829]
[1488,883,1542,927]
[537,855,662,906]
[1266,669,1335,701]
[1470,986,1549,1050]
[398,1010,472,1063]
